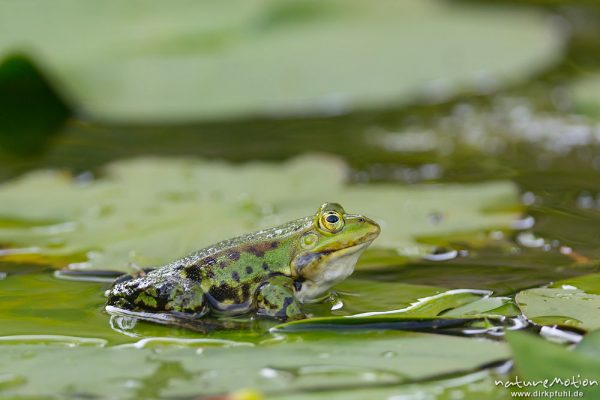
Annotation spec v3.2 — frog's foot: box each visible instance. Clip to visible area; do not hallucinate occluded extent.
[255,275,305,321]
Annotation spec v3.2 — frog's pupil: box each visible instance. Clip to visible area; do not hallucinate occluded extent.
[326,214,339,223]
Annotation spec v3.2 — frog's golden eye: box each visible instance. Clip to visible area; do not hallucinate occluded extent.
[319,211,344,233]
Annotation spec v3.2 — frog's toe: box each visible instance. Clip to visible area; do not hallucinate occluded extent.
[256,280,306,321]
[164,284,208,315]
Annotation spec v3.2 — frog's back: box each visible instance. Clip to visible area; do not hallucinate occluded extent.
[106,216,311,316]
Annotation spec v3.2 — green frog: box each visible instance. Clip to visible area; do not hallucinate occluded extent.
[106,203,380,321]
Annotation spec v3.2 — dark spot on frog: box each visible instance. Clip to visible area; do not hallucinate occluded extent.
[262,262,269,271]
[228,251,240,261]
[240,283,251,299]
[208,281,235,303]
[154,281,177,310]
[246,266,253,274]
[206,281,251,307]
[205,257,216,266]
[262,298,276,310]
[247,246,264,257]
[184,264,203,282]
[232,271,240,282]
[219,261,228,269]
[244,241,279,258]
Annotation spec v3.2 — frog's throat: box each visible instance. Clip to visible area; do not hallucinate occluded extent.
[294,242,369,303]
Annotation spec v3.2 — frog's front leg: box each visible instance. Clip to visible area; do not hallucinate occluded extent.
[255,275,305,321]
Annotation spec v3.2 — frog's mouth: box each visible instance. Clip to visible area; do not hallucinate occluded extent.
[294,242,371,303]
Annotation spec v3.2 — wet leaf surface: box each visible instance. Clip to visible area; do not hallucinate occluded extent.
[575,329,600,357]
[515,288,600,332]
[0,333,509,399]
[507,331,600,398]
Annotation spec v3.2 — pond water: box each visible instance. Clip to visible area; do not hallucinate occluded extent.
[2,3,600,400]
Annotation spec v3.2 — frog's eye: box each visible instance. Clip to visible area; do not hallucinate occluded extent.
[319,211,344,233]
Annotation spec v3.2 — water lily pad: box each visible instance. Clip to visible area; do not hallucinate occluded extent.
[575,330,600,357]
[506,331,600,398]
[273,316,477,333]
[571,74,600,120]
[0,333,509,399]
[327,278,446,316]
[0,156,520,271]
[0,0,562,121]
[515,288,600,332]
[575,330,600,358]
[274,289,502,332]
[442,296,519,318]
[272,373,511,400]
[551,272,600,294]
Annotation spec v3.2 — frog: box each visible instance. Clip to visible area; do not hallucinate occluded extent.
[105,202,380,321]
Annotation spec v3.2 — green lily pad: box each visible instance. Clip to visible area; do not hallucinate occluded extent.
[0,156,520,271]
[515,288,600,332]
[272,315,477,333]
[0,0,562,122]
[506,331,600,398]
[551,272,600,294]
[326,278,446,316]
[0,333,510,399]
[271,373,511,400]
[273,289,506,332]
[575,330,600,357]
[442,296,520,318]
[571,74,600,120]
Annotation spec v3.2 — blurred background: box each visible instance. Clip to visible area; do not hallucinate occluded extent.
[0,0,595,167]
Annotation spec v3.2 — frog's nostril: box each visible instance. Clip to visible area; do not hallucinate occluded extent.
[358,218,365,223]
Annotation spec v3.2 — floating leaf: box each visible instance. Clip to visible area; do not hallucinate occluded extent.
[270,372,511,400]
[0,156,520,271]
[442,296,520,318]
[326,278,445,316]
[575,330,600,357]
[571,74,600,120]
[551,272,600,294]
[0,333,509,399]
[506,331,600,398]
[0,0,562,121]
[272,315,477,333]
[274,289,502,331]
[515,288,600,332]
